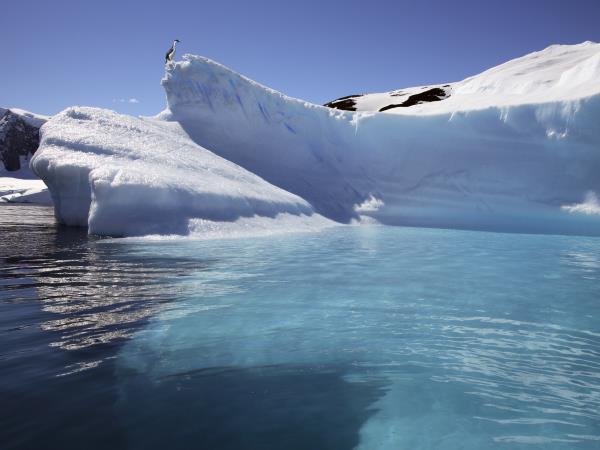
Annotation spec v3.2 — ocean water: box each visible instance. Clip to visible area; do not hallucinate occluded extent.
[1,205,600,450]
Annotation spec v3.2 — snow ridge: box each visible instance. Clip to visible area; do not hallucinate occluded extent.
[160,43,600,236]
[324,41,600,115]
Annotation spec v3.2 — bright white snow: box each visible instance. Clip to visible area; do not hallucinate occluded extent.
[0,175,51,204]
[32,41,600,237]
[30,107,325,236]
[334,41,600,115]
[161,42,600,236]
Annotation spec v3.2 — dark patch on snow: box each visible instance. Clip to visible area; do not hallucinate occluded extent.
[379,87,448,112]
[323,94,363,112]
[331,94,364,101]
[0,110,42,171]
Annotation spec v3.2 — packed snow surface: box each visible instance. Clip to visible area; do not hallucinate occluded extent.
[0,175,51,204]
[326,41,600,114]
[33,41,600,237]
[31,108,323,236]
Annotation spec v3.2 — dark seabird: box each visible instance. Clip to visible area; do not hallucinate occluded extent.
[165,39,180,64]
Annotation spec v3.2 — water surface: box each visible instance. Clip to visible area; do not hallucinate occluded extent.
[1,205,600,449]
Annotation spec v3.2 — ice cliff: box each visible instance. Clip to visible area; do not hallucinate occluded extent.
[32,41,600,236]
[31,108,321,236]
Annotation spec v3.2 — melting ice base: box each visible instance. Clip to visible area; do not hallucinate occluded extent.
[116,226,600,449]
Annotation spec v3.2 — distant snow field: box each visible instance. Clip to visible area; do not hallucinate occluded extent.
[26,41,600,237]
[0,173,51,204]
[0,108,51,204]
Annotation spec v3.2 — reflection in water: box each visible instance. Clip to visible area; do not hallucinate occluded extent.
[0,205,214,359]
[563,251,600,277]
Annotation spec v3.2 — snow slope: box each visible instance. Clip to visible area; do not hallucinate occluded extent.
[325,41,600,114]
[32,42,600,237]
[0,176,52,204]
[161,42,600,236]
[31,108,324,236]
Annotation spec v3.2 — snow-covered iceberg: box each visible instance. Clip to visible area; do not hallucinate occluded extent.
[31,108,322,236]
[162,41,600,235]
[32,42,600,236]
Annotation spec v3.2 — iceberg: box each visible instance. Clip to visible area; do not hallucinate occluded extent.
[32,42,600,236]
[31,108,321,236]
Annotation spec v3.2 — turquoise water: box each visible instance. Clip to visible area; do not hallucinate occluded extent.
[2,206,600,449]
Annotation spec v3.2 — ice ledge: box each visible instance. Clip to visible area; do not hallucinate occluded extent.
[160,49,600,236]
[165,41,600,118]
[31,107,323,237]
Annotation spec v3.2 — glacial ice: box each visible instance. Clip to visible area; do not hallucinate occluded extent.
[31,108,321,236]
[32,41,600,237]
[161,42,600,236]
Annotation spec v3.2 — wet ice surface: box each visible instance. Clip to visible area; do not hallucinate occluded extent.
[2,205,600,449]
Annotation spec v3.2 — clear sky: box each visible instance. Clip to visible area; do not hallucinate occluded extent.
[3,0,600,116]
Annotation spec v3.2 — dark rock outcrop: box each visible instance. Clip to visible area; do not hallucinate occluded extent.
[323,95,363,111]
[0,110,42,171]
[323,86,451,113]
[379,87,448,111]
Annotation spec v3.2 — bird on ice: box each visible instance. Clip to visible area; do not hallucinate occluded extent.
[165,39,180,64]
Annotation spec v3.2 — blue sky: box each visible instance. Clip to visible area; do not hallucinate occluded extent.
[3,0,600,116]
